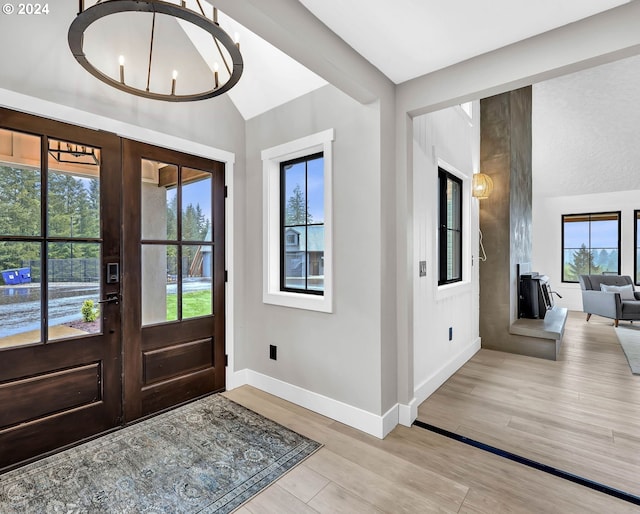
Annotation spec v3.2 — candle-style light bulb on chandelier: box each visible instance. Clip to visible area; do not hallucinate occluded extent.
[68,0,243,102]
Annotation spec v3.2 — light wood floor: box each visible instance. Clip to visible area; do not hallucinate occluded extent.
[224,313,640,514]
[416,311,640,500]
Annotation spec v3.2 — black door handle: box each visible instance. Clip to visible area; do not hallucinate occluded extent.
[98,293,120,305]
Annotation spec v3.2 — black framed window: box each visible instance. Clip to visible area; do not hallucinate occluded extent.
[438,167,462,285]
[562,212,620,282]
[635,210,640,285]
[280,153,324,295]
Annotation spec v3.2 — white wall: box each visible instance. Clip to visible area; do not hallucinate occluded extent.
[240,84,391,434]
[411,105,481,408]
[532,55,640,311]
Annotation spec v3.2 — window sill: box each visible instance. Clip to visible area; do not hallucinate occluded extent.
[436,280,472,301]
[263,290,332,313]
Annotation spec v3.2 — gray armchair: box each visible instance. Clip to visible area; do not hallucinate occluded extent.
[579,275,640,327]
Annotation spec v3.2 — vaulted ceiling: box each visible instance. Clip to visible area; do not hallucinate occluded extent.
[299,0,631,84]
[0,0,633,120]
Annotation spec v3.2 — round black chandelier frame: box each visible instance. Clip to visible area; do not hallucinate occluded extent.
[68,0,244,102]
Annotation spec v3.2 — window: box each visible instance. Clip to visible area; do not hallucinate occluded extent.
[562,212,620,282]
[438,167,462,285]
[0,130,103,347]
[262,129,334,312]
[280,153,324,295]
[635,211,640,285]
[140,159,214,325]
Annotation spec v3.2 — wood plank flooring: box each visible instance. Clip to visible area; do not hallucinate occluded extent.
[417,310,640,501]
[224,314,640,514]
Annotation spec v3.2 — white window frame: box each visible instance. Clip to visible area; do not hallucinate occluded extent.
[436,159,472,300]
[262,129,334,312]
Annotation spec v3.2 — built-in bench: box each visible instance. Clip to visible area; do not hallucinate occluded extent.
[509,306,569,360]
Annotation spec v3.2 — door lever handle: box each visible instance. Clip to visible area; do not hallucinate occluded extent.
[98,293,120,305]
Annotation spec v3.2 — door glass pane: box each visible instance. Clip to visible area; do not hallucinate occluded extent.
[47,242,101,341]
[47,139,100,238]
[0,242,41,348]
[0,129,42,237]
[182,168,212,242]
[141,159,178,240]
[140,162,216,324]
[182,244,212,319]
[142,244,178,325]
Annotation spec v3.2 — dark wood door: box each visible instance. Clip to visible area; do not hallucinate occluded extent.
[0,109,122,469]
[121,140,225,421]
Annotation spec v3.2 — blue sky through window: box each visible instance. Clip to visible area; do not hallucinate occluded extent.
[564,219,618,248]
[284,156,323,223]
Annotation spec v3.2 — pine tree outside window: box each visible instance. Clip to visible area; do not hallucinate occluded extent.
[562,212,620,282]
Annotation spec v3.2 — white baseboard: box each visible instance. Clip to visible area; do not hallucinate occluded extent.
[398,397,419,427]
[227,338,479,437]
[400,337,481,426]
[228,369,397,439]
[225,368,248,391]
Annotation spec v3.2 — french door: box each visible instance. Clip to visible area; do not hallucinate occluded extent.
[0,109,122,468]
[0,110,226,470]
[121,140,225,421]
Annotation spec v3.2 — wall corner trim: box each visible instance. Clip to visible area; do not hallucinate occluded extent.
[398,397,419,427]
[413,337,481,407]
[226,369,249,391]
[229,369,396,439]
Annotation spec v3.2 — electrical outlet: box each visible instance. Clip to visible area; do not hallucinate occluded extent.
[448,327,453,341]
[269,345,277,360]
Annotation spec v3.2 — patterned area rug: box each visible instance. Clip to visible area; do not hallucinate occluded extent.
[615,324,640,374]
[0,394,321,513]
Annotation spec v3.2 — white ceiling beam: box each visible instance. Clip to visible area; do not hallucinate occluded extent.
[207,0,393,104]
[398,0,640,116]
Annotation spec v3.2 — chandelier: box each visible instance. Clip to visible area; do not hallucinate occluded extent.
[68,0,243,102]
[48,140,100,165]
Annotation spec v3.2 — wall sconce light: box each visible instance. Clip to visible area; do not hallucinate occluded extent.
[472,172,494,199]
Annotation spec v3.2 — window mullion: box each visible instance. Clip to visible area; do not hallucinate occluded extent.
[304,160,309,292]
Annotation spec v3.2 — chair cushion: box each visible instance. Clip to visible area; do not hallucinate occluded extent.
[622,301,640,316]
[600,283,636,300]
[583,274,634,291]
